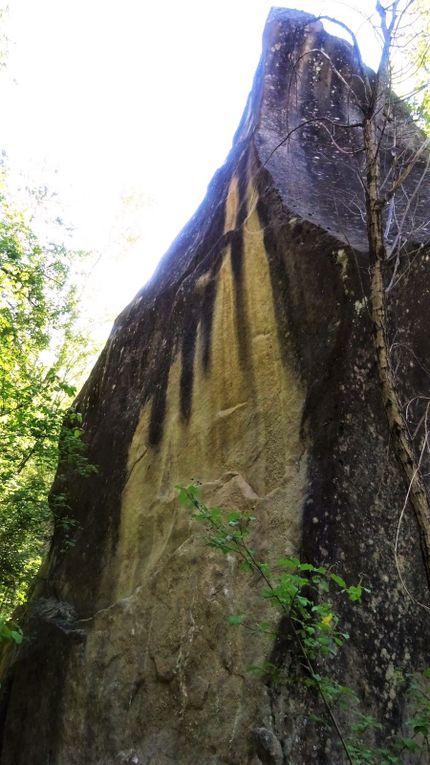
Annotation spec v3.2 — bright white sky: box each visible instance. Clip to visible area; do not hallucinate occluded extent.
[1,0,383,344]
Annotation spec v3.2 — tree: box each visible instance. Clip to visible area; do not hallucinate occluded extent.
[277,0,430,600]
[0,165,92,620]
[359,1,430,596]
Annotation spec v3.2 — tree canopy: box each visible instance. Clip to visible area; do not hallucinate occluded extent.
[0,167,92,619]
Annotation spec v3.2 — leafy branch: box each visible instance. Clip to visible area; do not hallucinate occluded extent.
[178,485,430,763]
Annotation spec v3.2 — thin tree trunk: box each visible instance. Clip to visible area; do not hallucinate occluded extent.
[364,116,430,590]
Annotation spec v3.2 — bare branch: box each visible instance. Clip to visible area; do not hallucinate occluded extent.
[262,116,363,168]
[312,15,371,97]
[383,137,430,203]
[290,47,364,110]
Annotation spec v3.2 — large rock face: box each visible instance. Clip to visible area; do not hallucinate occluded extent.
[1,8,430,764]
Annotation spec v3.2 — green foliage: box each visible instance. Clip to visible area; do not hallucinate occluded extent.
[401,0,430,135]
[0,617,23,646]
[0,171,93,619]
[177,483,363,663]
[178,484,430,764]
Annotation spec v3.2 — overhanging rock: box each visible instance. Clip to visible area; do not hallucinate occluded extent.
[1,8,430,764]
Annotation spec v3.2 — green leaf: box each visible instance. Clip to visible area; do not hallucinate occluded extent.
[346,584,363,602]
[276,557,300,569]
[227,511,242,526]
[331,573,347,589]
[176,486,190,506]
[257,622,274,634]
[9,629,23,644]
[226,614,245,625]
[59,382,76,396]
[248,663,266,675]
[297,562,315,572]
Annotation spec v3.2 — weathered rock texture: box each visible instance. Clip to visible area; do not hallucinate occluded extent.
[1,8,430,764]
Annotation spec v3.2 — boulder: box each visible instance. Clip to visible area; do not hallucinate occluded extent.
[1,8,430,763]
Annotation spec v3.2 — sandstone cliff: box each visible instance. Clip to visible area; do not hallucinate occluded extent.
[1,8,430,764]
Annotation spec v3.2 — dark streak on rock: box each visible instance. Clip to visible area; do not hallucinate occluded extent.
[200,250,224,374]
[180,303,199,423]
[177,168,236,421]
[148,343,173,447]
[255,172,292,369]
[230,149,250,368]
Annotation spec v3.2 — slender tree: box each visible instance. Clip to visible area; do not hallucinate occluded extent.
[360,1,430,596]
[275,0,430,598]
